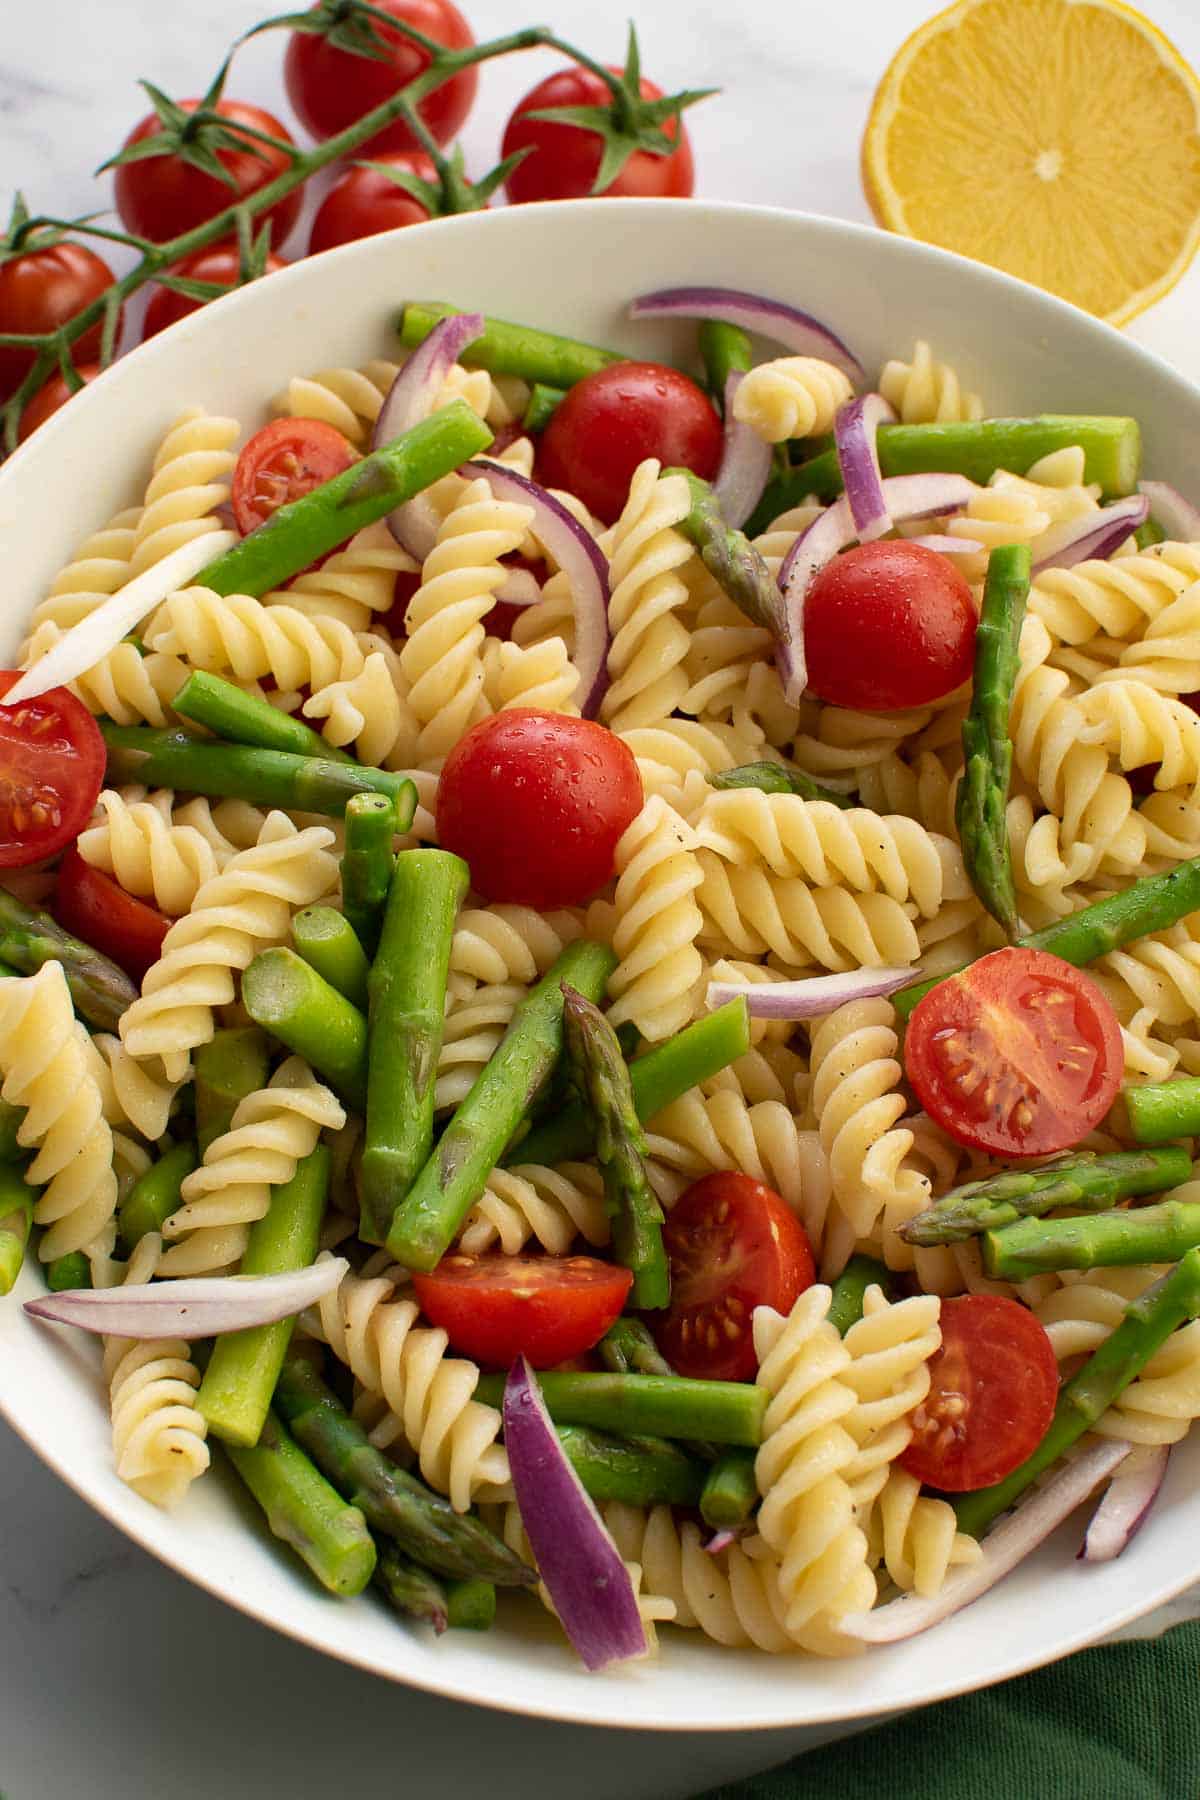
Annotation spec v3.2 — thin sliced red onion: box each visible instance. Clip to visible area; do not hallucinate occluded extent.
[468,459,610,718]
[713,371,772,529]
[704,1529,738,1557]
[1031,495,1149,575]
[908,534,985,555]
[373,311,484,564]
[1081,1445,1169,1563]
[24,1257,348,1340]
[5,530,238,705]
[503,1356,646,1671]
[842,1439,1131,1644]
[1137,481,1200,543]
[834,394,896,542]
[628,286,865,383]
[707,965,920,1020]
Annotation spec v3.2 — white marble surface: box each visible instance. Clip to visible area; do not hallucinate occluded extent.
[3,1,1200,1794]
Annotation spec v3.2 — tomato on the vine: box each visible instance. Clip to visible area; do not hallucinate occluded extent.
[538,362,721,524]
[411,1253,633,1369]
[54,848,169,984]
[113,99,302,246]
[142,245,288,341]
[0,242,117,404]
[17,364,100,442]
[284,0,477,156]
[0,674,105,866]
[230,418,357,537]
[308,154,437,255]
[502,66,695,204]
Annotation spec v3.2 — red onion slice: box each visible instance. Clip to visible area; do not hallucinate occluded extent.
[713,371,773,529]
[628,286,865,383]
[24,1257,349,1339]
[1081,1445,1169,1563]
[1031,495,1150,575]
[1137,481,1200,543]
[373,311,485,564]
[843,1439,1131,1644]
[468,459,610,718]
[704,1529,738,1557]
[834,394,897,542]
[907,535,985,555]
[503,1355,646,1671]
[707,965,920,1019]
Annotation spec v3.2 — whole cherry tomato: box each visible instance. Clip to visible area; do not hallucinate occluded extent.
[142,245,288,340]
[0,242,117,403]
[114,98,302,247]
[502,65,695,203]
[539,362,721,524]
[309,154,437,256]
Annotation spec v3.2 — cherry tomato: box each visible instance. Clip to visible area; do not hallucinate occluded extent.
[142,245,288,341]
[411,1253,633,1369]
[308,153,437,256]
[900,1295,1059,1492]
[230,418,357,537]
[804,541,978,711]
[284,0,477,156]
[114,100,302,246]
[905,947,1124,1159]
[0,674,105,867]
[653,1174,815,1382]
[17,363,99,442]
[0,242,117,404]
[502,67,694,204]
[539,362,721,524]
[437,709,643,909]
[54,847,169,984]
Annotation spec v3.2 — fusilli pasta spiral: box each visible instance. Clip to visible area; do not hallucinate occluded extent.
[78,787,242,916]
[102,1233,210,1508]
[600,461,696,731]
[607,797,705,1041]
[732,358,855,443]
[879,340,983,423]
[129,408,240,577]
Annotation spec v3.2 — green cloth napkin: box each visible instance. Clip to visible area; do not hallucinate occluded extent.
[699,1620,1200,1799]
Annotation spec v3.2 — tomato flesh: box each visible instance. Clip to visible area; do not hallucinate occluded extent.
[231,418,357,537]
[143,246,288,341]
[0,242,117,404]
[502,67,694,205]
[654,1173,815,1382]
[539,362,721,525]
[905,947,1124,1158]
[411,1253,632,1369]
[114,100,302,247]
[54,848,169,984]
[804,540,978,711]
[900,1295,1059,1491]
[309,154,436,256]
[437,708,643,909]
[0,675,105,866]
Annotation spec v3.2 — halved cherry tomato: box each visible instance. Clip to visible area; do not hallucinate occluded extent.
[142,245,288,341]
[0,674,104,866]
[653,1173,815,1382]
[804,540,978,711]
[230,418,357,537]
[900,1295,1059,1492]
[437,709,643,909]
[411,1253,633,1369]
[54,848,169,984]
[905,947,1124,1158]
[18,363,99,443]
[538,362,721,524]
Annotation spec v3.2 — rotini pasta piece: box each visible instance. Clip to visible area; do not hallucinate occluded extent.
[1077,678,1200,796]
[265,522,417,631]
[481,634,579,713]
[102,1232,210,1508]
[1091,915,1200,1034]
[119,812,338,1082]
[600,461,696,731]
[678,584,775,722]
[22,505,140,655]
[1036,1263,1200,1445]
[0,963,118,1261]
[878,340,983,423]
[78,787,241,916]
[703,1039,809,1108]
[448,903,584,986]
[864,1466,981,1597]
[21,613,190,727]
[92,1033,182,1144]
[302,642,420,769]
[752,500,825,583]
[436,979,526,1112]
[791,701,937,784]
[311,1253,510,1509]
[129,408,240,577]
[457,1161,607,1256]
[840,1286,941,1508]
[274,363,391,444]
[1029,542,1200,646]
[697,854,922,973]
[601,1504,799,1653]
[617,717,769,814]
[732,357,855,443]
[1109,583,1200,693]
[509,565,578,656]
[144,590,373,693]
[159,1057,345,1276]
[855,748,962,841]
[944,484,1053,587]
[175,794,269,854]
[607,797,705,1041]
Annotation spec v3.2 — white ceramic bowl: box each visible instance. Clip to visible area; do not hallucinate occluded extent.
[1,199,1197,1733]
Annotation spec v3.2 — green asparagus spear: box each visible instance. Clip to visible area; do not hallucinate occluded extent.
[198,1146,331,1447]
[446,1578,496,1632]
[562,984,669,1309]
[225,1411,377,1596]
[0,1099,25,1165]
[509,997,751,1168]
[101,725,417,824]
[387,940,616,1271]
[1126,1078,1200,1145]
[398,302,623,387]
[699,1450,759,1530]
[0,891,136,1031]
[599,1316,674,1377]
[0,1164,33,1296]
[473,1370,766,1447]
[1136,518,1167,550]
[374,1543,449,1634]
[362,849,469,1246]
[956,544,1031,939]
[955,1249,1200,1537]
[46,1250,91,1291]
[291,906,370,1011]
[118,1142,199,1251]
[708,761,854,807]
[194,1028,270,1155]
[558,1424,706,1507]
[667,468,786,636]
[171,670,356,764]
[827,1255,895,1335]
[242,949,367,1108]
[196,403,491,598]
[341,792,398,958]
[902,1146,1192,1246]
[273,1351,534,1585]
[894,852,1200,1019]
[699,319,752,406]
[984,1197,1200,1280]
[522,382,566,432]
